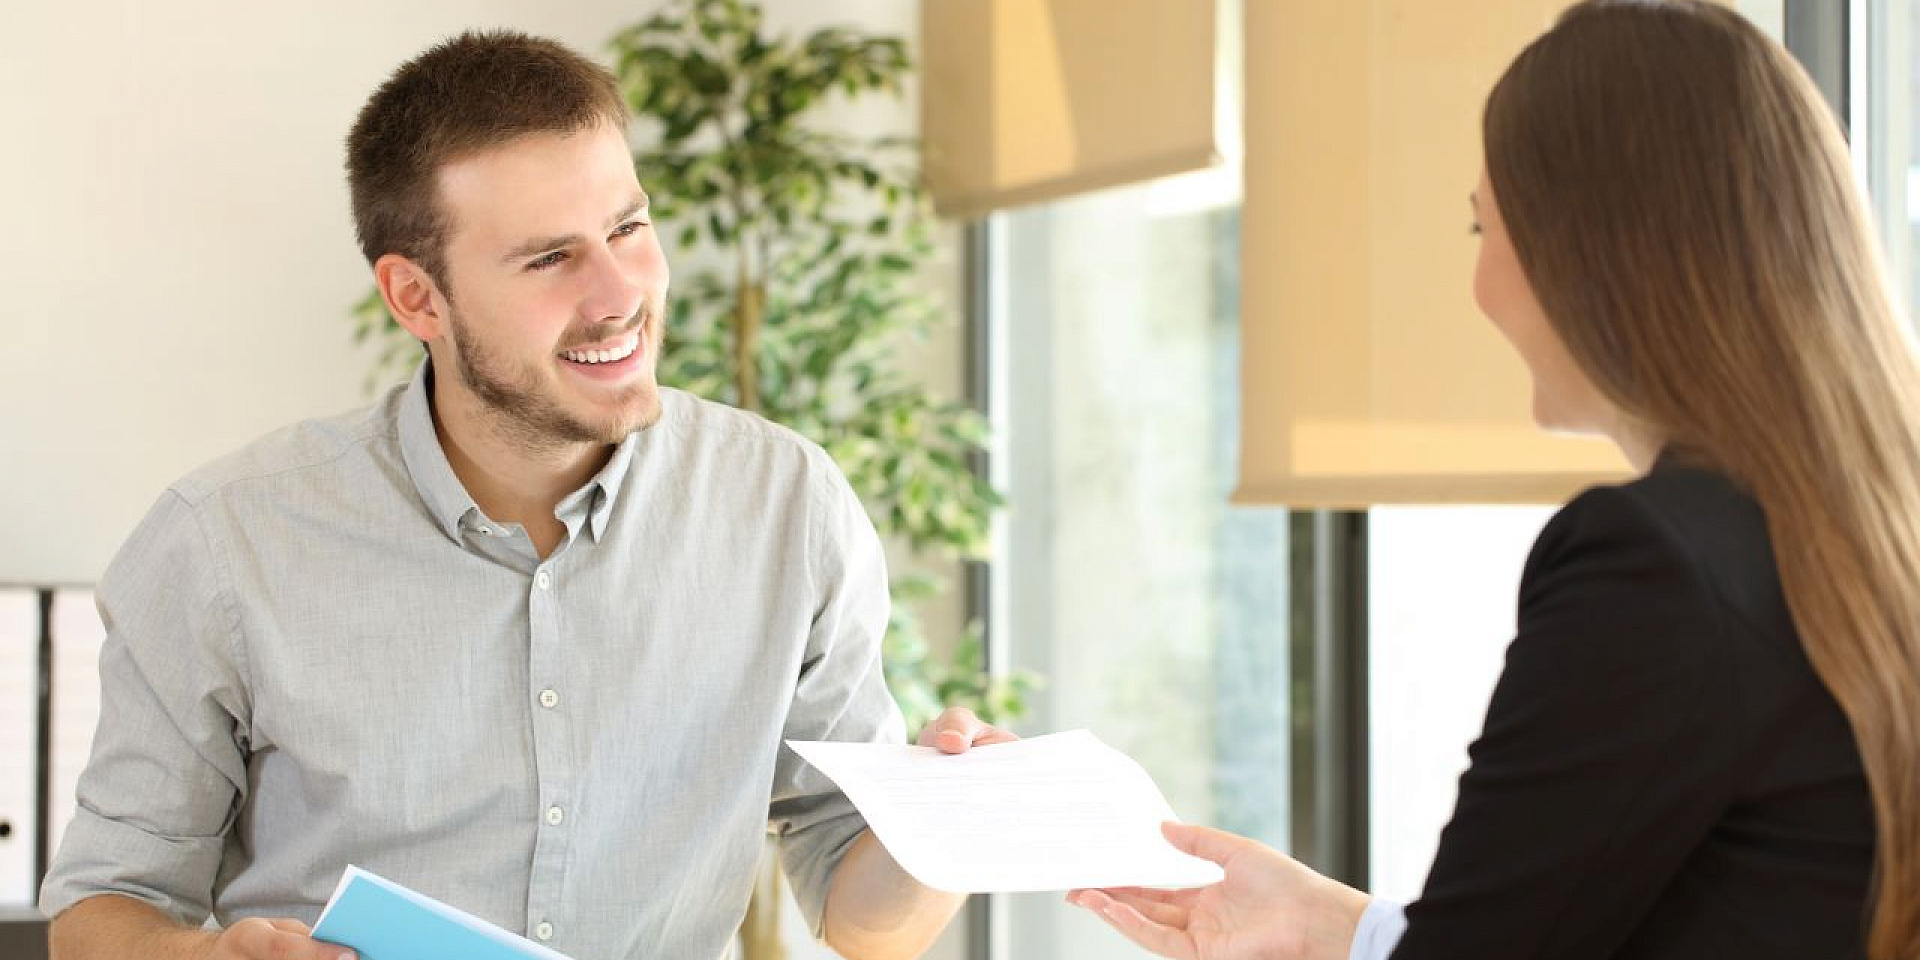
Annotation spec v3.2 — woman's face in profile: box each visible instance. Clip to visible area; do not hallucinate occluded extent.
[1472,170,1612,436]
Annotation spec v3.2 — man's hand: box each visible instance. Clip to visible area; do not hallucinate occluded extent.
[916,705,1019,754]
[208,918,354,960]
[49,895,354,960]
[819,707,1019,960]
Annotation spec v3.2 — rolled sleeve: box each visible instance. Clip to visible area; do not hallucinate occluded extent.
[39,489,252,924]
[769,467,906,936]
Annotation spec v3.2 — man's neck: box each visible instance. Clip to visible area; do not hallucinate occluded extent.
[431,382,611,555]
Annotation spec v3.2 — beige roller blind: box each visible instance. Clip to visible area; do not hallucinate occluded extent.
[1235,0,1630,507]
[921,0,1221,220]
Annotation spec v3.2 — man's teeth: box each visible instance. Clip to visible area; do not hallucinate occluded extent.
[561,337,639,364]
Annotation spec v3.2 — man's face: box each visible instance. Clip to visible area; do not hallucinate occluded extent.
[429,121,668,447]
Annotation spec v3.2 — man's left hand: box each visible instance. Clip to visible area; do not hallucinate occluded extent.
[916,706,1019,754]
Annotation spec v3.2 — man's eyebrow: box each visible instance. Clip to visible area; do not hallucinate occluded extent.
[500,193,652,263]
[613,193,650,226]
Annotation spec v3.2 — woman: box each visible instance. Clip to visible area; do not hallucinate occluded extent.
[1071,2,1920,958]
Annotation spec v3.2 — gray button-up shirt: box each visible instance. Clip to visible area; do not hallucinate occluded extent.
[40,364,903,960]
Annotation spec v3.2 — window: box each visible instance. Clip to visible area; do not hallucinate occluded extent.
[1366,506,1553,900]
[1861,0,1916,315]
[985,181,1289,959]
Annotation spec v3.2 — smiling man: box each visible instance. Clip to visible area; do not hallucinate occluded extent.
[40,31,1005,960]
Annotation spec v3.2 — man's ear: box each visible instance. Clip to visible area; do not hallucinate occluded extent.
[374,254,449,342]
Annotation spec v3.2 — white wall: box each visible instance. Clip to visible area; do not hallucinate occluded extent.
[0,0,966,603]
[0,2,613,581]
[0,2,969,957]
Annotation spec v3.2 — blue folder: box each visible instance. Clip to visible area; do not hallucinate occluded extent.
[310,865,573,960]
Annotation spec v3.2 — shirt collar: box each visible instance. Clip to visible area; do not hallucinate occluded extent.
[397,359,650,545]
[578,423,640,543]
[397,360,483,544]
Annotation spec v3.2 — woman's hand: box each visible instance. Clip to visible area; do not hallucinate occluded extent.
[1068,822,1370,960]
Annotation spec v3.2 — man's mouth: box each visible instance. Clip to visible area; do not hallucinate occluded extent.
[559,331,642,365]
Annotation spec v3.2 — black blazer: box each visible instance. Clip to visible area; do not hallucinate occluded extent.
[1394,452,1875,959]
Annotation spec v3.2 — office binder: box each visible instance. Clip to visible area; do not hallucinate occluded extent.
[0,589,39,907]
[46,589,103,868]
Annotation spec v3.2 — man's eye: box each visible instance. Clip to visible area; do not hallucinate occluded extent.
[611,219,648,238]
[528,251,567,271]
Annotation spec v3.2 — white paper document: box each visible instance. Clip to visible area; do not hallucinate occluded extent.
[787,729,1226,893]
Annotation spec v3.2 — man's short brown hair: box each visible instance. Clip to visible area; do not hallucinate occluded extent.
[346,31,629,287]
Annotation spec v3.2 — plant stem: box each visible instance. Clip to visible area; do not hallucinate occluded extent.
[702,52,765,414]
[734,242,764,413]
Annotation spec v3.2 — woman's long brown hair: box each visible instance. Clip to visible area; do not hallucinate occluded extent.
[1486,2,1920,956]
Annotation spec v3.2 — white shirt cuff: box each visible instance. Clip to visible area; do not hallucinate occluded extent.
[1347,897,1408,960]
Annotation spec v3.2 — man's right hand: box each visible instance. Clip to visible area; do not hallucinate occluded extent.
[208,918,354,960]
[48,896,353,960]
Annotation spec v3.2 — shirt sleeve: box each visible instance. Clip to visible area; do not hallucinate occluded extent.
[38,489,253,925]
[768,464,906,937]
[1350,898,1408,960]
[1390,485,1742,960]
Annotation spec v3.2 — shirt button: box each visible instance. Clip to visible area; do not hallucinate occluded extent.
[538,689,559,709]
[535,921,554,941]
[477,526,494,536]
[546,805,565,826]
[535,570,552,590]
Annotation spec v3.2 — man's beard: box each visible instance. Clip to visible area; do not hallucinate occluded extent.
[446,301,663,450]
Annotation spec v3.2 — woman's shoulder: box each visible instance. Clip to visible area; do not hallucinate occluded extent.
[1538,449,1760,559]
[1526,453,1791,659]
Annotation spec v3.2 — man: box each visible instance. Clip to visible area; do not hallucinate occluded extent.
[42,31,1008,960]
